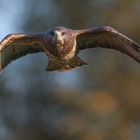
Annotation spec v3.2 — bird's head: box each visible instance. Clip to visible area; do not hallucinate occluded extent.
[45,26,76,60]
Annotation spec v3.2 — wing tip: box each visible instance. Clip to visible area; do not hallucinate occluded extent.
[0,52,6,73]
[0,66,3,73]
[0,64,4,72]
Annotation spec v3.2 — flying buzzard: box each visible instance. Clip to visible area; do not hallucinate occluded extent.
[0,26,140,71]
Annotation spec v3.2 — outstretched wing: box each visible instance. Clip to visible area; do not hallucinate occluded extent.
[0,33,45,70]
[76,26,140,63]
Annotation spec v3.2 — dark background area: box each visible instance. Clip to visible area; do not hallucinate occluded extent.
[0,0,140,139]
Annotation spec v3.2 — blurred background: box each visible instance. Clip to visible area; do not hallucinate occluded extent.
[0,0,140,139]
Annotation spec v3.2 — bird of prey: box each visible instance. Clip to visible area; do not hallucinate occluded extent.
[0,26,140,72]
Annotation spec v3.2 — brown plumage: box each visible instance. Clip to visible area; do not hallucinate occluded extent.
[0,26,140,72]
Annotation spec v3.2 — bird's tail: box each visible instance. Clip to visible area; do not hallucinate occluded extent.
[46,55,87,71]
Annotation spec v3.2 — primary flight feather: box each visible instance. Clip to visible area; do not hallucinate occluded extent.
[0,26,140,71]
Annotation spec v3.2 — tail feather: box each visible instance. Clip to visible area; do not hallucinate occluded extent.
[46,55,87,71]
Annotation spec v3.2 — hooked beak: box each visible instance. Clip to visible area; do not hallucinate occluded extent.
[54,31,64,44]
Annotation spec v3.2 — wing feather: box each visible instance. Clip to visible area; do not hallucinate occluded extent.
[0,33,45,70]
[76,26,140,63]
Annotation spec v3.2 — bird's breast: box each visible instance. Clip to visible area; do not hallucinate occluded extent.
[62,40,76,60]
[46,34,76,61]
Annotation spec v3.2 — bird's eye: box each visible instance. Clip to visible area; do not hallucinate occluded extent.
[61,31,65,36]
